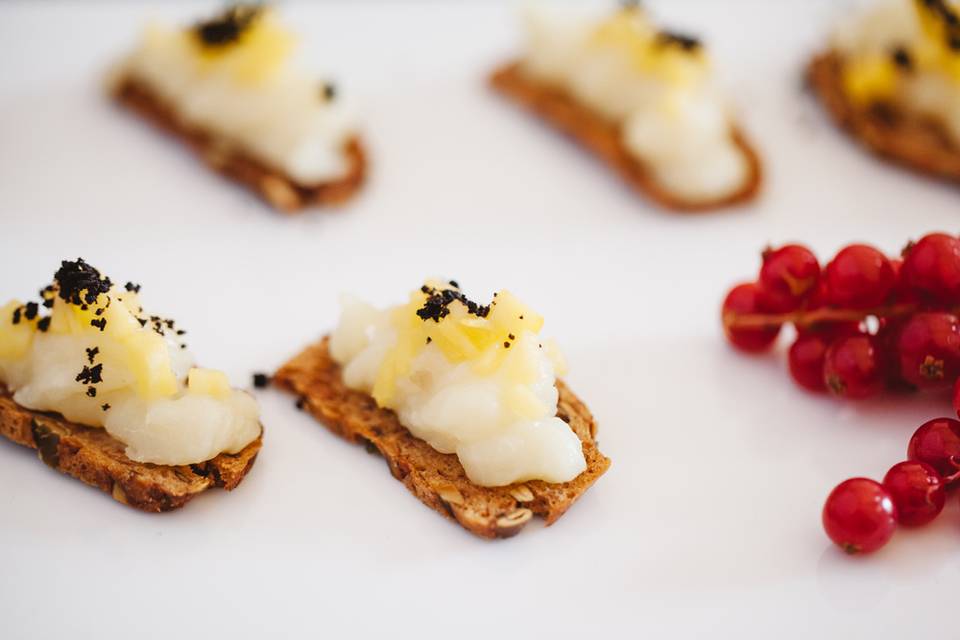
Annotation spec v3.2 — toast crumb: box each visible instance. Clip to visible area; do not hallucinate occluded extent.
[0,385,262,512]
[807,52,960,182]
[273,337,610,539]
[111,75,367,212]
[489,61,762,212]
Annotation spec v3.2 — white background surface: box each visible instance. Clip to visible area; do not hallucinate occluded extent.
[2,0,960,637]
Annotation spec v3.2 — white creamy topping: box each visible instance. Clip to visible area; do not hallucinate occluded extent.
[519,5,749,202]
[119,8,357,185]
[0,269,260,466]
[329,288,587,487]
[831,0,960,143]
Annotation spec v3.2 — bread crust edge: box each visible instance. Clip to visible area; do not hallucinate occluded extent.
[274,337,610,539]
[488,61,763,212]
[0,385,262,512]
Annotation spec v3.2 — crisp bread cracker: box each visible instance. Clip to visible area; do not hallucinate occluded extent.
[274,337,610,539]
[489,61,762,212]
[0,385,262,512]
[808,52,960,182]
[112,76,367,212]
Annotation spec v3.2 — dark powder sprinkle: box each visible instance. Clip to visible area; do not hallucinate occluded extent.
[425,336,432,344]
[137,318,147,327]
[94,308,105,317]
[24,302,39,321]
[195,4,261,47]
[508,333,516,340]
[656,31,702,52]
[54,258,113,306]
[448,280,460,289]
[86,347,99,364]
[252,372,271,389]
[86,386,97,398]
[321,81,337,101]
[76,363,104,385]
[37,317,51,332]
[892,47,913,70]
[11,307,22,325]
[176,329,187,336]
[416,284,491,323]
[124,282,141,293]
[101,403,111,412]
[296,397,306,410]
[503,341,512,349]
[90,318,107,332]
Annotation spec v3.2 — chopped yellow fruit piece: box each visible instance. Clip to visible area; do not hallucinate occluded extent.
[121,332,177,400]
[0,300,35,360]
[842,56,897,105]
[188,367,231,399]
[193,10,297,86]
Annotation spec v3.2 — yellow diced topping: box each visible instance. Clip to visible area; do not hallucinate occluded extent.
[371,282,550,407]
[122,332,178,400]
[842,56,898,105]
[190,7,296,86]
[0,300,36,361]
[590,7,708,87]
[188,367,231,399]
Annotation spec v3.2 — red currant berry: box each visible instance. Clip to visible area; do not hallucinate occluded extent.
[788,333,830,392]
[758,244,820,312]
[907,417,960,484]
[721,283,781,352]
[888,258,920,305]
[882,461,945,527]
[822,478,897,554]
[894,312,960,390]
[823,334,883,398]
[824,244,895,309]
[901,233,960,303]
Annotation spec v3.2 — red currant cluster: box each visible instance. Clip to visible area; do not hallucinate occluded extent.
[823,417,960,554]
[721,233,960,403]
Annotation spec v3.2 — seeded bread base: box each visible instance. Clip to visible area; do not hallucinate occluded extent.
[807,52,960,182]
[111,75,367,212]
[489,61,762,212]
[273,337,610,539]
[0,385,262,512]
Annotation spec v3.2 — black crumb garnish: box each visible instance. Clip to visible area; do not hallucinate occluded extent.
[508,333,515,340]
[124,282,141,293]
[252,372,271,389]
[416,283,491,323]
[54,258,112,306]
[86,347,99,364]
[24,302,38,321]
[891,47,913,70]
[76,363,104,385]
[655,31,701,52]
[295,397,306,410]
[176,329,186,336]
[137,318,147,327]
[425,336,432,344]
[448,280,460,289]
[86,386,97,398]
[195,4,261,47]
[37,317,51,332]
[320,81,337,101]
[101,403,111,412]
[503,341,511,349]
[11,307,21,325]
[90,318,107,332]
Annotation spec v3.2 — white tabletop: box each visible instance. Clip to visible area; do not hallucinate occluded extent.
[2,1,958,637]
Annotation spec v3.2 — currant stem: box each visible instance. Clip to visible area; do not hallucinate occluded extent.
[724,303,920,330]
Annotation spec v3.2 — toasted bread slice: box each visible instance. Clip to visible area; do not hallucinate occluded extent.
[111,76,367,212]
[0,385,262,512]
[807,52,960,181]
[489,62,762,212]
[273,337,610,539]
